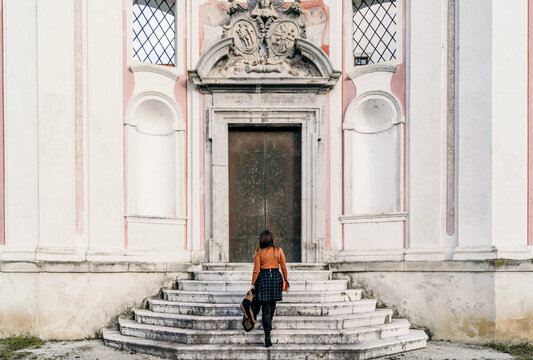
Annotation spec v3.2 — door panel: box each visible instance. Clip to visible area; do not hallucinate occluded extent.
[229,127,302,263]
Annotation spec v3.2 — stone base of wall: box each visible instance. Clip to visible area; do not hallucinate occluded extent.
[3,259,532,343]
[330,260,533,344]
[0,261,195,339]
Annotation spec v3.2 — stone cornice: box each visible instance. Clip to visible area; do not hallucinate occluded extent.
[0,260,199,273]
[329,259,533,272]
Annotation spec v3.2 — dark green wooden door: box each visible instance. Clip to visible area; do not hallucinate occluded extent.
[228,127,302,263]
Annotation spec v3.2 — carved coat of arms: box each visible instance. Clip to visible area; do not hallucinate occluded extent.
[217,0,312,77]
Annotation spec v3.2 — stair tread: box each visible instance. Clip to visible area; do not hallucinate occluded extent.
[178,280,347,284]
[120,318,409,335]
[134,308,392,321]
[196,270,332,273]
[205,263,329,268]
[104,263,426,357]
[149,298,376,308]
[103,328,427,351]
[163,288,362,295]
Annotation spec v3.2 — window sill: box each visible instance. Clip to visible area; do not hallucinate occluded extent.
[339,212,407,224]
[126,215,187,225]
[130,62,180,81]
[348,63,399,80]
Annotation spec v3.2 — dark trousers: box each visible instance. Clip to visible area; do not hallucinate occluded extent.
[259,301,277,334]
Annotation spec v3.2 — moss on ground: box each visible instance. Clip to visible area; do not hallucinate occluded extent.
[0,335,45,359]
[487,342,533,359]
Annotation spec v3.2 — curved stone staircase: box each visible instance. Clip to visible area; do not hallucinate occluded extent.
[103,263,427,359]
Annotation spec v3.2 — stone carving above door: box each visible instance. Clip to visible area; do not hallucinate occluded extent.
[189,0,340,93]
[217,0,310,77]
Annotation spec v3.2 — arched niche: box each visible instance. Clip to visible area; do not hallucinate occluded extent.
[340,90,406,256]
[125,93,185,219]
[343,91,404,215]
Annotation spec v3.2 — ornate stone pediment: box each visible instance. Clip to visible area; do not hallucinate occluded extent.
[188,0,340,93]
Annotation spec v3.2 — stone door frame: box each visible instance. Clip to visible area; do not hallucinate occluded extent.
[206,97,325,263]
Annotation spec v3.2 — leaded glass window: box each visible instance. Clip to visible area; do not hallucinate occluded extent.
[133,0,176,66]
[352,0,398,66]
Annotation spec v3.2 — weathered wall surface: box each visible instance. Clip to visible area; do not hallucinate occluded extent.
[0,262,191,339]
[495,272,533,342]
[332,261,533,343]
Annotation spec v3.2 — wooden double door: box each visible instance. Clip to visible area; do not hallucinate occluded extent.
[228,127,302,263]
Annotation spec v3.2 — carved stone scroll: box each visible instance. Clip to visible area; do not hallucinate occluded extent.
[188,0,340,93]
[219,0,310,76]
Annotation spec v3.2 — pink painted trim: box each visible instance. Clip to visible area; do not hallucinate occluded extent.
[389,0,407,248]
[341,0,346,251]
[402,0,406,249]
[0,0,4,246]
[74,0,84,235]
[199,94,205,251]
[122,0,135,249]
[325,93,331,250]
[172,0,189,250]
[527,0,533,245]
[184,0,188,251]
[122,3,135,114]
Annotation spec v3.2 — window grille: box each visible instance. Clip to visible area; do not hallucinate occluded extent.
[133,0,176,66]
[352,0,397,66]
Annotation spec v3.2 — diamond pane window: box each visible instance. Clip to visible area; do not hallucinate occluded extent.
[133,0,176,66]
[352,0,398,66]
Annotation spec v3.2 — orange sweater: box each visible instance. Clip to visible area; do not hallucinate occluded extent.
[252,246,288,284]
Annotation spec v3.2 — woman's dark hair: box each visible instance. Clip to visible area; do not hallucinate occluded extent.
[255,229,277,254]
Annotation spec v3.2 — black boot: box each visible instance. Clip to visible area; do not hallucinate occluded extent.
[265,332,272,348]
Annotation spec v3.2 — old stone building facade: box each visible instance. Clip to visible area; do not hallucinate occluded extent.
[0,0,532,348]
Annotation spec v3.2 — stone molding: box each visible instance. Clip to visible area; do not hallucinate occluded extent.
[2,258,532,273]
[329,259,533,272]
[0,260,199,273]
[126,215,187,225]
[205,105,325,263]
[404,247,448,261]
[339,212,407,224]
[453,246,532,260]
[188,1,340,93]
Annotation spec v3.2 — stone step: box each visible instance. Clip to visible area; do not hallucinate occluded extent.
[203,263,329,271]
[148,298,377,316]
[118,318,410,345]
[194,270,332,281]
[103,328,428,360]
[177,279,348,292]
[163,288,363,304]
[133,308,393,330]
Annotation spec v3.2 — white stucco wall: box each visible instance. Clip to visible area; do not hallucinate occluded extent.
[332,261,533,343]
[0,263,190,339]
[406,0,447,260]
[3,0,39,257]
[36,0,78,258]
[86,0,126,257]
[0,0,531,264]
